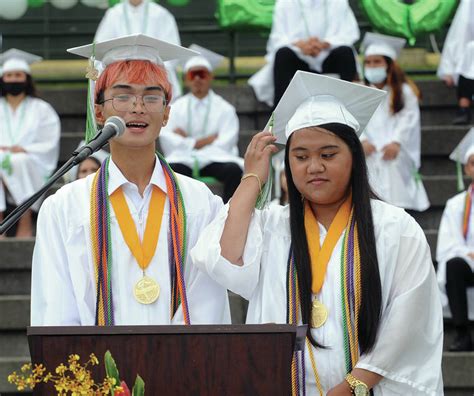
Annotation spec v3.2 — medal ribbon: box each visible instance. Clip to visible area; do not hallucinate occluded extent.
[287,203,361,394]
[91,153,190,326]
[109,186,165,272]
[304,193,352,294]
[463,184,473,240]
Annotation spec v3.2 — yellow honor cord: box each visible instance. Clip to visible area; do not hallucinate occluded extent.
[110,186,166,271]
[304,193,352,294]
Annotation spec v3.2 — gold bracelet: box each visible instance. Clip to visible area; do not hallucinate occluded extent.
[241,173,262,192]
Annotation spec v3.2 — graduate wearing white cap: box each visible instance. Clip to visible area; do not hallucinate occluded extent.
[31,34,231,327]
[0,49,60,237]
[437,0,474,125]
[359,32,430,212]
[192,72,443,395]
[248,0,360,107]
[160,44,243,203]
[436,127,474,351]
[94,0,183,101]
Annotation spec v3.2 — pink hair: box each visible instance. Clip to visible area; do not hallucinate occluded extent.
[94,60,172,103]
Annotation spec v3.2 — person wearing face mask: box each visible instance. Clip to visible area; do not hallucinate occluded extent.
[0,49,60,237]
[191,72,443,395]
[94,0,183,101]
[160,45,243,203]
[359,33,429,212]
[437,0,474,125]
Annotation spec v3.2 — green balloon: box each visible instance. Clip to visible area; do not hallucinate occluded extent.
[217,0,275,30]
[28,0,44,7]
[360,0,458,44]
[166,0,190,5]
[108,0,120,6]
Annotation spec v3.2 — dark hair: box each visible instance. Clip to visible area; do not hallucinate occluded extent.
[364,56,420,114]
[284,123,382,354]
[0,73,38,97]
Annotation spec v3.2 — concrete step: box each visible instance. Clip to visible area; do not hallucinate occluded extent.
[0,296,30,330]
[0,357,31,394]
[0,240,34,296]
[411,208,443,230]
[0,332,28,358]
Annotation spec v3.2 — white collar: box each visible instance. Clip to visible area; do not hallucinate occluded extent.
[189,90,213,106]
[107,154,167,196]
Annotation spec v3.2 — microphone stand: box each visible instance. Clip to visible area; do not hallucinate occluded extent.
[0,148,96,236]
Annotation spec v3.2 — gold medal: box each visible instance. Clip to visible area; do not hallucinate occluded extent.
[134,276,160,305]
[311,299,328,328]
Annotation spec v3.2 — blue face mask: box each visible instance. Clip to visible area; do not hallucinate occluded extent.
[364,67,387,84]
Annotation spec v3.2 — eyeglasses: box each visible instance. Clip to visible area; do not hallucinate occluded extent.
[186,69,210,80]
[101,94,167,113]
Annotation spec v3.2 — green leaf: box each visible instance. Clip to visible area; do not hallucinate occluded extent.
[104,350,121,387]
[132,375,145,396]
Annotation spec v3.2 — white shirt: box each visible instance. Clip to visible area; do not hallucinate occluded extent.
[437,0,474,82]
[191,200,443,395]
[160,90,243,169]
[94,0,183,99]
[31,156,231,326]
[436,190,474,319]
[249,0,360,106]
[0,96,60,209]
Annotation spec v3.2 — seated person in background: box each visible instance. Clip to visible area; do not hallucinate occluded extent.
[437,127,474,352]
[360,33,429,212]
[0,49,60,237]
[160,45,243,203]
[31,35,230,326]
[95,0,183,100]
[249,0,360,107]
[437,0,474,125]
[77,157,101,180]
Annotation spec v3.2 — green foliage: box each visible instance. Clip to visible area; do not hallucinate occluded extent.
[132,375,145,396]
[104,351,121,387]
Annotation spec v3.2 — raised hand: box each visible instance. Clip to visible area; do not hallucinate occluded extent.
[244,131,278,185]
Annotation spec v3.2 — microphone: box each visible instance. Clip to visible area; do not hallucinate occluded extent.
[73,116,126,165]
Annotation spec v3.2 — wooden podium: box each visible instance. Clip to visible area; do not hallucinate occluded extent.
[28,324,304,395]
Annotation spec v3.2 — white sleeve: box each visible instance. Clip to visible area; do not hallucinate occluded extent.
[209,104,239,152]
[31,196,81,326]
[266,0,292,55]
[391,86,421,167]
[436,197,471,263]
[23,103,60,175]
[356,216,443,395]
[94,9,116,42]
[159,103,196,155]
[437,2,466,79]
[324,1,360,47]
[190,204,267,300]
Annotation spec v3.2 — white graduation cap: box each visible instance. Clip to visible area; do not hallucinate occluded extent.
[267,71,386,144]
[450,128,474,164]
[67,34,199,66]
[0,49,43,74]
[361,32,406,60]
[183,44,225,73]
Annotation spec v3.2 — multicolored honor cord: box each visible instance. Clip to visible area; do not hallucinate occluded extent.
[463,184,473,240]
[287,208,361,394]
[90,153,190,325]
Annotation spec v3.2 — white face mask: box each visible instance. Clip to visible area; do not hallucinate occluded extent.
[364,67,387,84]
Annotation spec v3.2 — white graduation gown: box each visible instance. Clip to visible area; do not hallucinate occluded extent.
[159,90,243,169]
[360,83,430,211]
[191,200,443,395]
[436,190,474,320]
[437,0,474,83]
[0,97,60,212]
[94,0,183,100]
[248,0,360,106]
[31,156,231,326]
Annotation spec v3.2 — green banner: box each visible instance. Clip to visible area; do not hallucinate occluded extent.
[217,0,275,30]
